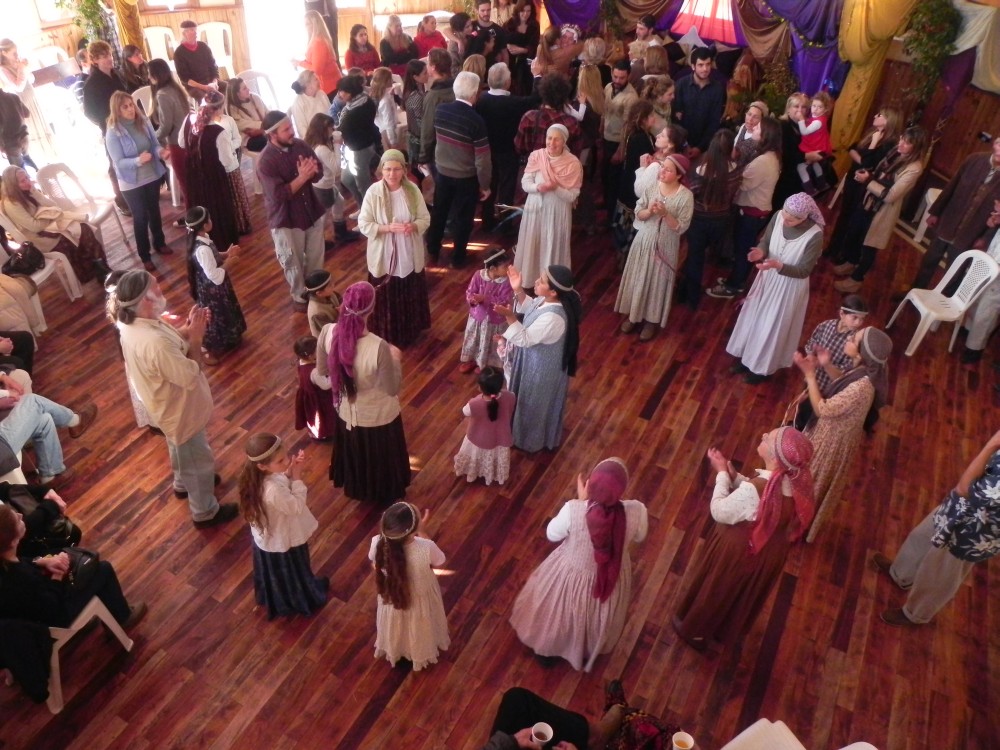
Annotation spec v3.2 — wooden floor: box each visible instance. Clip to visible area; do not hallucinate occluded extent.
[1,172,997,750]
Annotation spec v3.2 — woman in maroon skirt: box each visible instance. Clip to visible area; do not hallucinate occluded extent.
[312,281,411,503]
[357,149,431,348]
[673,426,815,651]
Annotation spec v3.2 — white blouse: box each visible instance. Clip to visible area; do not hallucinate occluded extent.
[710,469,791,525]
[250,473,318,553]
[503,297,565,347]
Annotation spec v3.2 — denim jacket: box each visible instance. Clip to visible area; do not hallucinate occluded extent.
[105,119,167,190]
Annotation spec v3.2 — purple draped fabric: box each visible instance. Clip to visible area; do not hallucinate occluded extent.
[543,0,604,32]
[763,0,843,42]
[938,48,977,119]
[791,37,841,96]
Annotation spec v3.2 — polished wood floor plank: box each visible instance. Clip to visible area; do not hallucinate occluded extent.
[2,170,997,749]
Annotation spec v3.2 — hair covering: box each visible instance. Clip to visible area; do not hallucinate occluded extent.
[749,427,815,554]
[525,134,583,191]
[543,265,582,376]
[664,153,690,176]
[840,294,868,315]
[783,192,825,228]
[747,100,769,117]
[585,457,630,601]
[857,326,892,409]
[560,24,581,43]
[304,269,331,292]
[262,110,289,133]
[115,269,153,308]
[379,148,408,168]
[327,281,376,407]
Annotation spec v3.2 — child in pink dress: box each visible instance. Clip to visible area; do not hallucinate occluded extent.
[459,248,513,373]
[796,92,833,195]
[454,366,516,485]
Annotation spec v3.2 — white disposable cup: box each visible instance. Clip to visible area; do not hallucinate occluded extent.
[672,731,695,750]
[531,722,554,743]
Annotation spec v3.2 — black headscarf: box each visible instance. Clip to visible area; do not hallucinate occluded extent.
[545,264,582,377]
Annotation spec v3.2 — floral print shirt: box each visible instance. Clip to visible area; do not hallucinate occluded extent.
[932,449,1000,562]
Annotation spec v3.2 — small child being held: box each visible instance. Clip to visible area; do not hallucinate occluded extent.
[294,336,336,440]
[238,433,329,619]
[454,366,516,485]
[796,91,834,195]
[459,248,514,374]
[304,269,342,338]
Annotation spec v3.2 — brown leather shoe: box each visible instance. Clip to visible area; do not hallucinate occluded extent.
[39,467,75,490]
[69,403,98,438]
[123,601,148,629]
[142,260,157,273]
[872,552,893,576]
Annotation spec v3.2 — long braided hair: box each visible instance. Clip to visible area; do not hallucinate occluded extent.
[374,502,420,609]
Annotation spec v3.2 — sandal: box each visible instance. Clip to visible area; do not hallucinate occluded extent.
[202,351,221,366]
[604,678,627,711]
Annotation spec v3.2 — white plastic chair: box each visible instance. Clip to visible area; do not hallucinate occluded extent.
[241,149,263,196]
[913,187,942,244]
[720,718,806,750]
[199,21,235,79]
[886,249,1000,356]
[131,85,153,117]
[0,208,81,313]
[46,597,134,714]
[28,45,69,69]
[236,69,279,111]
[35,162,135,253]
[143,26,177,68]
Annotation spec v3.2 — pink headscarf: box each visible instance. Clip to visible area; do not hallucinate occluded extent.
[585,457,630,601]
[327,281,376,407]
[783,192,826,228]
[524,125,584,191]
[749,427,815,554]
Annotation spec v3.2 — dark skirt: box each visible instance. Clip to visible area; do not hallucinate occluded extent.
[367,270,431,348]
[50,223,107,284]
[252,541,328,619]
[674,511,794,647]
[195,271,247,354]
[227,169,252,235]
[331,413,410,503]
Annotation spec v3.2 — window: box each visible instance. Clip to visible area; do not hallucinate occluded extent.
[671,0,738,45]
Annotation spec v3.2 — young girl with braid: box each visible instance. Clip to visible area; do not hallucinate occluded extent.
[239,433,328,619]
[368,501,450,670]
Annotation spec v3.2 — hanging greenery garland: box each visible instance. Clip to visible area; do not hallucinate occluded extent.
[902,0,962,105]
[56,0,106,42]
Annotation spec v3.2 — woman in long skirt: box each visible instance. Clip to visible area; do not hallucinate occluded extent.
[673,427,814,650]
[510,458,648,671]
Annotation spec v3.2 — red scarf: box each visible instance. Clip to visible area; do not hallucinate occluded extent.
[585,458,629,601]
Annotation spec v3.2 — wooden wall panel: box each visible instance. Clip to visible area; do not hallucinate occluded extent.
[138,7,251,77]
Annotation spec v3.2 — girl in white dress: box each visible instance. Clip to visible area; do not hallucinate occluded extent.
[369,502,450,671]
[509,457,648,671]
[0,39,56,161]
[726,192,826,384]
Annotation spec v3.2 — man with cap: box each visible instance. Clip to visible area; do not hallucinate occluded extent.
[802,294,869,393]
[111,270,237,529]
[173,19,222,102]
[257,110,326,311]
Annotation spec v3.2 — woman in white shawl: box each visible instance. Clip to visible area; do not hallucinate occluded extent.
[357,149,431,348]
[514,124,583,288]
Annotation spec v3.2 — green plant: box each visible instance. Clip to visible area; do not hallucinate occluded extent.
[902,0,962,105]
[756,60,799,116]
[56,0,106,41]
[599,0,625,39]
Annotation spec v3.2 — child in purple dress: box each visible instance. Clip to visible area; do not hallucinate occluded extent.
[459,248,513,373]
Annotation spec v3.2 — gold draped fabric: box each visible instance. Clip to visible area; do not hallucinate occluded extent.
[734,0,792,65]
[113,0,144,51]
[832,0,918,172]
[616,0,680,26]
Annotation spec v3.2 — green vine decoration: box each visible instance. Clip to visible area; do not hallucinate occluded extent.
[756,60,799,117]
[902,0,962,105]
[599,0,625,40]
[55,0,105,42]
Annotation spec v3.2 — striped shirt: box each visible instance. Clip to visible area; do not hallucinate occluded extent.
[433,99,491,190]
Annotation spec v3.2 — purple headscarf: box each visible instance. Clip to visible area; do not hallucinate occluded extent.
[327,281,376,407]
[783,192,826,228]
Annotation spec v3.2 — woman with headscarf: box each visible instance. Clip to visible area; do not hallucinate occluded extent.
[725,193,825,384]
[509,457,648,671]
[731,100,769,167]
[614,153,693,341]
[791,326,893,542]
[497,264,582,453]
[179,90,242,251]
[513,124,583,286]
[674,427,814,650]
[357,149,431,348]
[312,281,410,504]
